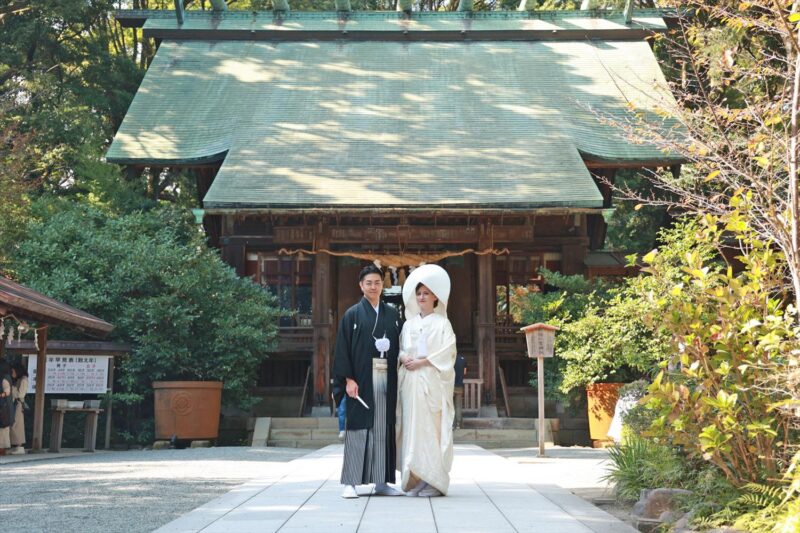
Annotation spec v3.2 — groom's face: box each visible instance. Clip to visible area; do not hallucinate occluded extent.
[359,273,383,302]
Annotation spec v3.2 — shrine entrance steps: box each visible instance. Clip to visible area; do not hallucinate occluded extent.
[262,417,558,449]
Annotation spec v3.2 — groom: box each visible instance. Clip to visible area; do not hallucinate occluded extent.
[333,264,403,498]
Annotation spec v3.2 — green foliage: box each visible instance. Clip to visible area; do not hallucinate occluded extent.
[617,379,656,436]
[603,436,691,502]
[605,169,671,252]
[516,269,667,395]
[693,453,800,532]
[558,289,667,393]
[12,201,282,414]
[641,200,798,486]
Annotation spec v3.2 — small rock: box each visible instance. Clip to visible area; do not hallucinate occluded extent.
[632,488,692,519]
[673,511,695,531]
[634,517,662,533]
[152,441,171,450]
[190,440,212,448]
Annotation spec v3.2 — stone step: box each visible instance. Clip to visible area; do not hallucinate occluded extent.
[268,418,558,448]
[267,440,342,449]
[270,428,313,440]
[468,440,546,449]
[269,417,340,430]
[462,417,544,430]
[456,428,537,441]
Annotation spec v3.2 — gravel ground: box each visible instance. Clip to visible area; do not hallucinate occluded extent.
[1,447,309,532]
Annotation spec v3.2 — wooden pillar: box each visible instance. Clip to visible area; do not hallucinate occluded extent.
[561,243,586,276]
[312,219,332,408]
[104,357,115,449]
[477,221,496,405]
[220,215,246,276]
[31,326,48,451]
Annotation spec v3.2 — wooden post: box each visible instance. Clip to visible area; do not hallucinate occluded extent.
[31,326,48,451]
[312,219,332,409]
[220,215,246,276]
[477,221,496,406]
[104,356,115,449]
[538,356,545,457]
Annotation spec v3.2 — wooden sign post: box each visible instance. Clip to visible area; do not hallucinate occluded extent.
[520,323,558,457]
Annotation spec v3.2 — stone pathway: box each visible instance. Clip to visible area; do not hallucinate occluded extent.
[157,444,635,533]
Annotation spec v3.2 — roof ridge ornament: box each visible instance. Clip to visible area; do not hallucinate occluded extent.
[457,0,473,12]
[335,0,351,13]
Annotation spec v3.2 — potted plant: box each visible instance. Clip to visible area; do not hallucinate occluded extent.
[517,271,666,445]
[557,293,666,445]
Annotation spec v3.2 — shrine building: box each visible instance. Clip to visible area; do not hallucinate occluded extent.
[108,4,680,415]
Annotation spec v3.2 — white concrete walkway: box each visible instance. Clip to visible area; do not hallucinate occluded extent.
[156,445,635,533]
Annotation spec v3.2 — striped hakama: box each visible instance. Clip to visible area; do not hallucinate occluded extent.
[341,359,394,485]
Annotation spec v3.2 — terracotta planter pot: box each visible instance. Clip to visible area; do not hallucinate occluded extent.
[586,382,623,442]
[153,381,223,440]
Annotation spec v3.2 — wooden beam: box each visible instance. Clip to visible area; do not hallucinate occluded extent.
[311,219,332,407]
[3,340,130,356]
[31,326,48,451]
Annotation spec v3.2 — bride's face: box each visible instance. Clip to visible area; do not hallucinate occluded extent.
[416,284,438,315]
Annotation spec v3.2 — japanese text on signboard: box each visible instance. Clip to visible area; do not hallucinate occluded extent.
[27,355,111,394]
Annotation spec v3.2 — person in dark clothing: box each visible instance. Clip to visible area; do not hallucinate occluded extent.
[333,264,403,498]
[453,355,466,429]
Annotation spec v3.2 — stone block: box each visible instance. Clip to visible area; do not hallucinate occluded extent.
[559,417,590,430]
[251,417,271,447]
[311,429,340,440]
[152,440,171,450]
[269,418,318,429]
[269,428,312,440]
[475,429,537,441]
[632,488,692,520]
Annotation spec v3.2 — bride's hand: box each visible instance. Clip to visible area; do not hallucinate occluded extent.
[403,358,429,371]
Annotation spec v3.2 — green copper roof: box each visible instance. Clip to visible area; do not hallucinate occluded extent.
[107,32,680,209]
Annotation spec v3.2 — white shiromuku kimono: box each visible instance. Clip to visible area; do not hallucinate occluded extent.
[396,265,457,495]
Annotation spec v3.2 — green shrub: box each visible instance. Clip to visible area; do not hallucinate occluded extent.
[517,269,668,395]
[12,201,282,442]
[618,380,657,437]
[603,436,690,501]
[693,452,800,532]
[639,205,798,486]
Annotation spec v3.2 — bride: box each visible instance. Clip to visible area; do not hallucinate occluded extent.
[396,264,457,497]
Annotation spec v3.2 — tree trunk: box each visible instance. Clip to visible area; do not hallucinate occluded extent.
[790,22,800,313]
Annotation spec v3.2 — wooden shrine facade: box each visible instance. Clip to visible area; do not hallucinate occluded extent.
[199,180,621,408]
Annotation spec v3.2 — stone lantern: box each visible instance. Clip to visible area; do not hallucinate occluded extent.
[520,323,558,456]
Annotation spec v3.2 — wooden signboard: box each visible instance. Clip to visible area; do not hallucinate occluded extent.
[27,355,112,395]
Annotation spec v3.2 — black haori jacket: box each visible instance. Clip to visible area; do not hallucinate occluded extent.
[333,298,401,430]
